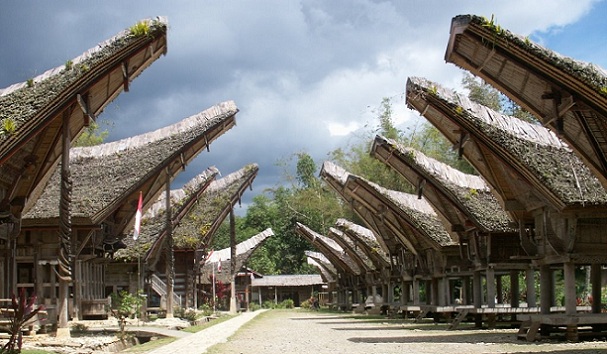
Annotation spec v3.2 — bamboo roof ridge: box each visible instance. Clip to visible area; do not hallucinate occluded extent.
[446,14,607,188]
[406,77,607,211]
[333,218,390,268]
[295,222,362,276]
[0,17,168,220]
[372,135,514,233]
[114,166,219,260]
[23,101,238,229]
[345,173,456,250]
[306,257,336,283]
[327,227,376,272]
[200,228,274,284]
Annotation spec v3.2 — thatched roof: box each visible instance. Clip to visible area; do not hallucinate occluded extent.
[0,17,168,220]
[371,135,514,234]
[23,101,238,233]
[406,76,607,212]
[294,222,361,276]
[305,251,338,277]
[446,14,607,188]
[327,227,376,272]
[167,164,259,253]
[320,161,397,254]
[344,173,456,252]
[306,251,337,283]
[333,218,390,268]
[251,274,324,287]
[200,228,273,284]
[113,167,219,260]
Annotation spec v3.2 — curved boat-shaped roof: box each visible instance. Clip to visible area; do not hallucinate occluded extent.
[371,135,514,235]
[306,250,337,283]
[23,101,238,234]
[344,172,456,253]
[333,218,390,269]
[406,77,607,217]
[0,17,168,219]
[446,14,607,188]
[320,161,396,254]
[327,227,376,272]
[295,222,361,276]
[201,228,274,283]
[113,166,219,260]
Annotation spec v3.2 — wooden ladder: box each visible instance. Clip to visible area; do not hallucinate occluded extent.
[448,309,469,330]
[414,308,429,322]
[517,320,541,341]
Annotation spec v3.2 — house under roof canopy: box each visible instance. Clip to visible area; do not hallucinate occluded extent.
[445,14,607,188]
[333,218,390,269]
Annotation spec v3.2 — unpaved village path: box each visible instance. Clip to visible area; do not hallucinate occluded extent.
[205,310,607,354]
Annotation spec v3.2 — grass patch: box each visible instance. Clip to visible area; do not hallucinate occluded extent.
[121,337,177,353]
[22,350,56,354]
[180,314,237,333]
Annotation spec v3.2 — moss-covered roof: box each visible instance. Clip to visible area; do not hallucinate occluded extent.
[334,218,390,267]
[0,17,168,140]
[449,15,607,96]
[373,135,514,232]
[295,222,361,276]
[114,167,219,260]
[200,228,273,284]
[306,250,337,282]
[346,174,456,248]
[327,227,376,272]
[23,101,238,224]
[407,77,607,208]
[171,164,259,250]
[447,14,607,189]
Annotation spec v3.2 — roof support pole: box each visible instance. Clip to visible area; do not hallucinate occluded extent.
[229,208,237,314]
[164,169,175,317]
[57,110,73,337]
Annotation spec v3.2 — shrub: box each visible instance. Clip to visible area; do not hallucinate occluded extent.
[249,303,261,312]
[281,299,294,309]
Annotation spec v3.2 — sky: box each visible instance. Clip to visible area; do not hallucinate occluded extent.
[1,0,606,216]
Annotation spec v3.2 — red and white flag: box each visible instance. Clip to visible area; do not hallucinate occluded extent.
[133,191,143,240]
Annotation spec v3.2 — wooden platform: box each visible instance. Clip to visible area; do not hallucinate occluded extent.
[517,313,607,342]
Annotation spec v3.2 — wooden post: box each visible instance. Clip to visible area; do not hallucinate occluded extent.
[591,263,602,314]
[563,262,576,316]
[473,271,482,308]
[496,274,503,304]
[57,111,72,338]
[510,270,520,307]
[164,173,174,318]
[540,264,552,314]
[526,268,536,307]
[412,278,420,304]
[486,268,496,308]
[229,209,237,313]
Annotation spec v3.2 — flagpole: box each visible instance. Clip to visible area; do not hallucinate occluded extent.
[212,262,216,314]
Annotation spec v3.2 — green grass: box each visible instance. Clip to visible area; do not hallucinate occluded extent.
[120,336,177,353]
[22,350,56,354]
[180,314,237,333]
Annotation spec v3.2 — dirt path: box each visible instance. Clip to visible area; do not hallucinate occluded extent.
[206,310,607,354]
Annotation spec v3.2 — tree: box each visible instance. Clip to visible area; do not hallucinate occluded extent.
[73,119,112,147]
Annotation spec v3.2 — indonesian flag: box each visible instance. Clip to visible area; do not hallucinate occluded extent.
[133,191,143,240]
[217,258,222,273]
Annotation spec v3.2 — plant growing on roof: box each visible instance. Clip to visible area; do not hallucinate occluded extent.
[1,118,17,136]
[129,21,151,37]
[65,60,73,70]
[26,79,34,88]
[600,87,607,97]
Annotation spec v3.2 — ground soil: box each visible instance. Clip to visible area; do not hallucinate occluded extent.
[206,310,607,354]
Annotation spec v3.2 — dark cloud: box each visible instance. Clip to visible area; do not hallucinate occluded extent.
[1,0,603,215]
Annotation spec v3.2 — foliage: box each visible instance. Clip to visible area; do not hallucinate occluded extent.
[173,307,198,322]
[1,118,17,136]
[129,21,151,37]
[199,303,213,316]
[0,289,44,354]
[73,119,112,147]
[70,322,88,334]
[261,299,294,309]
[249,302,261,312]
[109,290,144,341]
